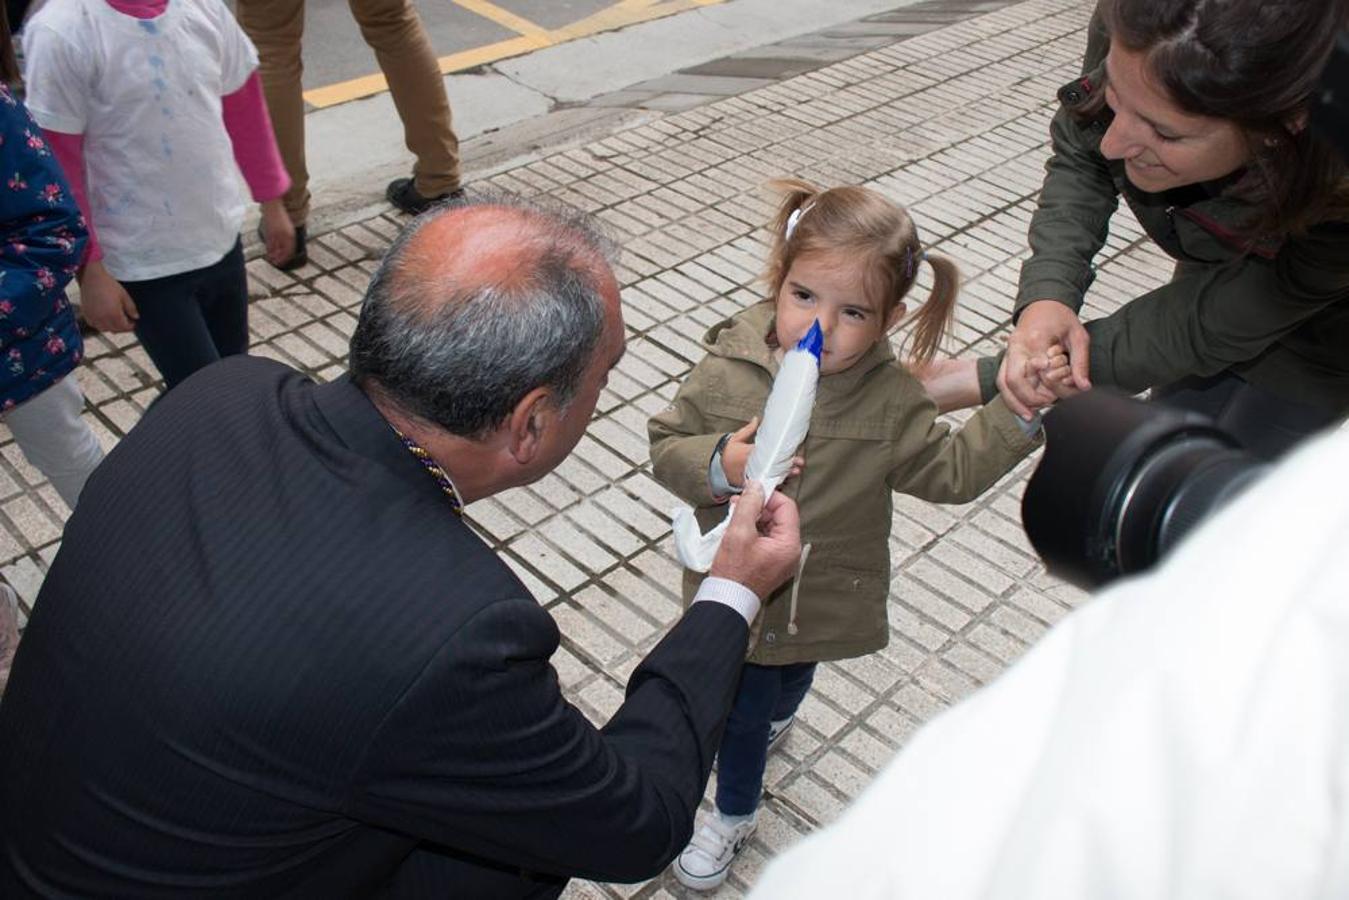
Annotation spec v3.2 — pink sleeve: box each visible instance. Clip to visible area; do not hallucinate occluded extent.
[221,72,291,203]
[45,129,101,265]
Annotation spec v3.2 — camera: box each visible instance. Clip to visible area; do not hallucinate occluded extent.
[1021,33,1348,590]
[1021,391,1266,590]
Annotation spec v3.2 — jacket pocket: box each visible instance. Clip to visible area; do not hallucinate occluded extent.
[780,546,890,649]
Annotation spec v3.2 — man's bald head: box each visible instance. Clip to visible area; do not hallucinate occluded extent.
[350,195,620,438]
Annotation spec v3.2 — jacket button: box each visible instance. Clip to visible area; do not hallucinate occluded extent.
[764,630,777,644]
[851,578,862,590]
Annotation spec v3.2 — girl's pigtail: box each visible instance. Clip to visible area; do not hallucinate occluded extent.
[905,252,959,368]
[763,178,820,293]
[766,178,814,300]
[767,177,820,242]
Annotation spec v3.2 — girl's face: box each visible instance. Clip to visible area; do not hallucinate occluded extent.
[773,250,900,376]
[1099,43,1251,193]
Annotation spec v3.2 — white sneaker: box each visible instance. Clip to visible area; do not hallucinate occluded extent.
[673,812,757,891]
[0,585,19,695]
[767,715,795,754]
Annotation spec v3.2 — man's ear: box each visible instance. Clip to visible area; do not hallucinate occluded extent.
[506,386,554,465]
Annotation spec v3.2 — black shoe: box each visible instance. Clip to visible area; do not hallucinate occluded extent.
[257,222,308,272]
[386,177,464,216]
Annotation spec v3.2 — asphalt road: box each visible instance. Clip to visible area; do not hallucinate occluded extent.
[302,0,718,101]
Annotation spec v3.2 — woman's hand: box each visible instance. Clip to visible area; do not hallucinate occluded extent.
[998,300,1092,418]
[913,357,982,413]
[77,261,138,333]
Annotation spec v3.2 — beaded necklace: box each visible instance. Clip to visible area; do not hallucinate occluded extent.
[392,426,463,516]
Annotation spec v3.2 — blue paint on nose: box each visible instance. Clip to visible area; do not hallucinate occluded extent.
[796,320,823,362]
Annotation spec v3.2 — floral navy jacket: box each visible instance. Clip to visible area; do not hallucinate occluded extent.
[0,82,87,410]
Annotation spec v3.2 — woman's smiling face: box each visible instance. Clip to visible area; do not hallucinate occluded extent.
[1098,43,1251,193]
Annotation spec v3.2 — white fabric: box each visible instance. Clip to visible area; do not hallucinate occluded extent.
[750,423,1349,900]
[4,375,103,510]
[22,0,257,281]
[673,336,820,572]
[5,375,103,512]
[691,576,761,627]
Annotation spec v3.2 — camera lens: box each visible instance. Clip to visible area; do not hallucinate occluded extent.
[1021,391,1267,589]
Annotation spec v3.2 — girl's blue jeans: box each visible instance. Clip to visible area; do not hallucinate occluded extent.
[715,661,816,817]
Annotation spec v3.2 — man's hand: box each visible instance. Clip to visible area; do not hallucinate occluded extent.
[998,300,1091,419]
[78,261,139,333]
[260,199,297,267]
[709,483,801,600]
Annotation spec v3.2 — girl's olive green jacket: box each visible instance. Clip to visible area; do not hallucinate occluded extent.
[649,302,1039,666]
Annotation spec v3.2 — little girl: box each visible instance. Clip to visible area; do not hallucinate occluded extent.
[20,0,294,391]
[648,179,1041,892]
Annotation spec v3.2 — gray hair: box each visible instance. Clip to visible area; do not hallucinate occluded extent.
[349,192,620,438]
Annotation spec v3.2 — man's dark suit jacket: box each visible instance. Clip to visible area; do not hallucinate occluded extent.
[0,357,748,898]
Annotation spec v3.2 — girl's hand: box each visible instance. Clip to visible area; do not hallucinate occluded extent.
[260,199,297,267]
[77,261,138,333]
[1037,344,1081,401]
[998,300,1091,419]
[723,416,804,487]
[721,417,758,487]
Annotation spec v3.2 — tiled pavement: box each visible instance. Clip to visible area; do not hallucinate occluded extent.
[3,0,1174,895]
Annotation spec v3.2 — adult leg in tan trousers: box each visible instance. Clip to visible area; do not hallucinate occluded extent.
[236,0,463,268]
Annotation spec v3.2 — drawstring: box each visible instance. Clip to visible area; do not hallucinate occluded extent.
[787,542,811,636]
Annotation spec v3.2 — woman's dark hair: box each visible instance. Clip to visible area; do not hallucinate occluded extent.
[1095,0,1349,238]
[0,2,17,86]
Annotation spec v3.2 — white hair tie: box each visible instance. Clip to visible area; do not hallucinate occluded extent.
[784,201,815,240]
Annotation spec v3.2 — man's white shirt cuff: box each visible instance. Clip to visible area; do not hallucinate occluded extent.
[692,576,761,626]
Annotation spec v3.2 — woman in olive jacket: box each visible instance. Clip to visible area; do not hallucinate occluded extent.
[952,0,1349,459]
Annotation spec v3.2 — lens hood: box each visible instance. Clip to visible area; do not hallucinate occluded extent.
[1022,391,1247,589]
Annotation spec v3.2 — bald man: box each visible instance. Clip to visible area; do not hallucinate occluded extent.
[0,197,802,898]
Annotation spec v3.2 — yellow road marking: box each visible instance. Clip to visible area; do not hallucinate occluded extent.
[303,0,728,109]
[549,0,716,42]
[452,0,552,41]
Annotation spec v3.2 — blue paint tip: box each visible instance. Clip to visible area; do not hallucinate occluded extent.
[795,320,823,361]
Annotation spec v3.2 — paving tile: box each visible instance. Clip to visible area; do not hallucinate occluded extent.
[602,565,682,628]
[554,604,630,667]
[506,533,589,593]
[574,584,660,647]
[775,771,848,827]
